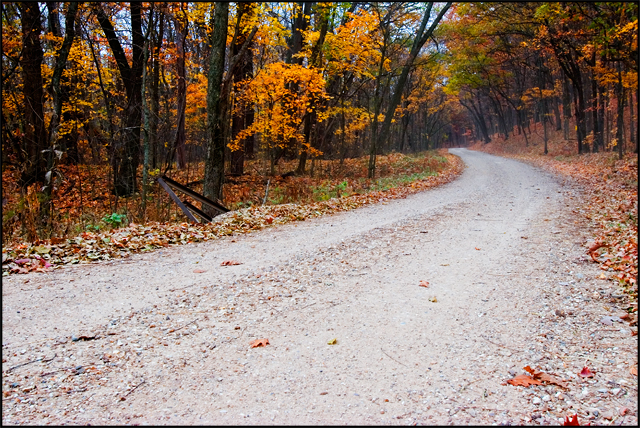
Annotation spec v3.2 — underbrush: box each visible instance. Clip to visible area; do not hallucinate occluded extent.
[2,150,463,275]
[471,126,638,300]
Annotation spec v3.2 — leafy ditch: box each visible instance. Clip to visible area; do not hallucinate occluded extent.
[1,153,464,276]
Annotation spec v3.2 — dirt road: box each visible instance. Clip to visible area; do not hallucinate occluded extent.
[2,149,637,425]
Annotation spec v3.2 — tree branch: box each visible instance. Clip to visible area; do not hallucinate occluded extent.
[94,5,132,96]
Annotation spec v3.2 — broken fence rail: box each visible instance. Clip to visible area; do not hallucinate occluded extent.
[157,175,229,223]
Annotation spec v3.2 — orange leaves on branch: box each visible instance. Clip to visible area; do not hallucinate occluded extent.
[249,338,269,348]
[221,260,242,266]
[231,62,328,155]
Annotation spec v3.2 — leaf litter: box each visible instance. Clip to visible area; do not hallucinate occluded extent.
[2,154,464,276]
[507,366,568,388]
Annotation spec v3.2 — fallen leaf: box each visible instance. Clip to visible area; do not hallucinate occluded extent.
[523,366,569,388]
[429,296,437,302]
[249,338,269,348]
[475,247,481,250]
[506,374,542,387]
[320,391,328,395]
[221,260,242,266]
[588,241,606,261]
[578,366,594,378]
[265,216,273,224]
[563,414,580,426]
[419,280,429,288]
[327,338,337,345]
[193,269,207,273]
[619,407,629,416]
[34,245,50,254]
[521,236,528,239]
[630,366,637,376]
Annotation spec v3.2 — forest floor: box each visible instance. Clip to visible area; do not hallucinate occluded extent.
[1,150,456,248]
[2,148,637,425]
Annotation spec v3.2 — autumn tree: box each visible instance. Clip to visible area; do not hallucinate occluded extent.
[371,1,452,177]
[18,2,47,188]
[95,2,146,196]
[230,2,258,176]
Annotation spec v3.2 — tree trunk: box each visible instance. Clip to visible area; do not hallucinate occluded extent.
[296,2,328,175]
[173,4,188,169]
[230,3,256,176]
[572,79,585,154]
[141,5,154,220]
[96,3,145,196]
[368,38,388,179]
[561,70,572,141]
[462,95,491,144]
[586,53,602,152]
[629,87,636,152]
[597,80,605,152]
[19,2,47,188]
[615,61,625,159]
[150,9,164,169]
[47,2,79,168]
[203,2,229,211]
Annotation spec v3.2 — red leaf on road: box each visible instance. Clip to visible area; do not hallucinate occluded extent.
[221,260,242,266]
[419,280,429,288]
[193,269,207,273]
[563,414,580,426]
[578,366,594,378]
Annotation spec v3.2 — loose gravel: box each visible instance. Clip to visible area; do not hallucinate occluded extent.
[2,148,637,425]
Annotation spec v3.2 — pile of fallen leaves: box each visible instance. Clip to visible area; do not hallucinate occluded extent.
[473,137,638,299]
[2,153,463,276]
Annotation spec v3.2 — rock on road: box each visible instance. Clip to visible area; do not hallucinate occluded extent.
[2,149,637,425]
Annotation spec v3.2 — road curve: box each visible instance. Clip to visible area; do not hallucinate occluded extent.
[3,149,637,425]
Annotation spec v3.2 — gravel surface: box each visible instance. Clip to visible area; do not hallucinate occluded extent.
[2,148,637,425]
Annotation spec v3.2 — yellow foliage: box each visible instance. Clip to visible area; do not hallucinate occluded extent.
[231,63,328,154]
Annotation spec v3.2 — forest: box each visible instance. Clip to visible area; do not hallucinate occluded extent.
[1,4,638,423]
[1,2,638,246]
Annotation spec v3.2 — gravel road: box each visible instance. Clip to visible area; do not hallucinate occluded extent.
[2,148,637,425]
